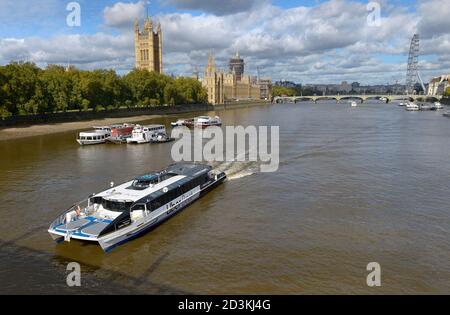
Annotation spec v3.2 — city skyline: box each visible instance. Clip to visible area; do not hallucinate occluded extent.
[0,0,449,84]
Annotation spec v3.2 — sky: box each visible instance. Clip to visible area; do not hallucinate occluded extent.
[0,0,449,85]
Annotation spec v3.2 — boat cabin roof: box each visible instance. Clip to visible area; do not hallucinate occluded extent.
[93,163,212,204]
[95,174,186,203]
[79,130,110,136]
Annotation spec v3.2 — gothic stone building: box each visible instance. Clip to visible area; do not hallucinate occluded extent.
[134,17,163,74]
[202,53,262,105]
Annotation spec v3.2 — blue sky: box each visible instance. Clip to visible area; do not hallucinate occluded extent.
[0,0,449,84]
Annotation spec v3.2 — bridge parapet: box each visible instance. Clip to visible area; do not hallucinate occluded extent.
[273,94,441,104]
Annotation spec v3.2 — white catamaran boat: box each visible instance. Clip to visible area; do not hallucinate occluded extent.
[48,163,226,252]
[77,126,112,145]
[126,125,166,144]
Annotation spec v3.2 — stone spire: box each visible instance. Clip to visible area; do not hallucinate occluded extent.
[206,52,216,75]
[134,18,139,33]
[157,20,162,33]
[144,17,153,31]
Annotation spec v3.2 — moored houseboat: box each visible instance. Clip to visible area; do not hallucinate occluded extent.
[77,126,112,145]
[107,123,135,143]
[126,125,166,144]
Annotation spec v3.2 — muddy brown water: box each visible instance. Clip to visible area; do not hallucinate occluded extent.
[0,101,449,294]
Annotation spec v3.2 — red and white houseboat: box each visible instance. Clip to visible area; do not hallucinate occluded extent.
[107,123,136,143]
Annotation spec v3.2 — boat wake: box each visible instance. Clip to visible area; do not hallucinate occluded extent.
[210,160,259,181]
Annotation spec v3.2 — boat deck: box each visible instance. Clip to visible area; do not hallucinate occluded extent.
[54,216,112,238]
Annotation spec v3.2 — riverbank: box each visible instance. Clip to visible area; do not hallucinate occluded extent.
[0,114,165,141]
[0,100,270,141]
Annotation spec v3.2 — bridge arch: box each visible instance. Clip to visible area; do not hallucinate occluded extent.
[315,96,338,102]
[293,97,315,103]
[339,96,365,103]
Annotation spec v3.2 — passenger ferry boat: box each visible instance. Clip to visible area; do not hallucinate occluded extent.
[127,125,166,144]
[77,126,111,145]
[195,116,222,128]
[107,123,135,143]
[48,163,226,252]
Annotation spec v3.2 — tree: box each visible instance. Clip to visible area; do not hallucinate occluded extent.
[0,62,210,116]
[272,85,295,97]
[1,62,41,115]
[445,87,450,97]
[39,65,71,113]
[0,67,9,118]
[123,69,170,106]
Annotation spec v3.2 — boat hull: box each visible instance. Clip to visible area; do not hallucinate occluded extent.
[196,123,222,129]
[99,173,226,252]
[76,139,107,145]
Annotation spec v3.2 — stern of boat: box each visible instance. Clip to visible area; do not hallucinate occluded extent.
[48,201,111,247]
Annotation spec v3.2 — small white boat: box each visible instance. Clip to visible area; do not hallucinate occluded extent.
[350,101,358,107]
[398,102,407,107]
[153,132,175,143]
[434,102,444,110]
[405,102,420,111]
[419,104,433,111]
[126,125,166,144]
[171,119,190,128]
[77,126,111,145]
[194,116,222,128]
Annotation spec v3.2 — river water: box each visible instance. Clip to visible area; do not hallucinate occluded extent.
[0,101,449,294]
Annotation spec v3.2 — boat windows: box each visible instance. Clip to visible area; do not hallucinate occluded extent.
[90,197,132,212]
[131,203,146,211]
[131,174,160,190]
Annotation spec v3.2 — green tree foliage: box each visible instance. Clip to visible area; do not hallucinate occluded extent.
[272,86,296,97]
[0,62,209,117]
[272,85,316,97]
[444,87,450,97]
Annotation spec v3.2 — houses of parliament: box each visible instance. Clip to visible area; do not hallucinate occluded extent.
[134,17,163,74]
[134,18,272,105]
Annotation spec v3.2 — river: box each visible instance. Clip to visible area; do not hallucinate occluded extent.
[0,101,449,294]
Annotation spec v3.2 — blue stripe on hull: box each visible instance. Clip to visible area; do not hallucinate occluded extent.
[103,176,226,252]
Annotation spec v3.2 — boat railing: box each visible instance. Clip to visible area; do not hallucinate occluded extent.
[49,198,92,229]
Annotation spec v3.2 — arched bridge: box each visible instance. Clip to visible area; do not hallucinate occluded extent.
[273,95,443,104]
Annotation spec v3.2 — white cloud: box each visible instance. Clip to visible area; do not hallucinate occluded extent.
[1,0,449,83]
[418,0,450,39]
[104,1,146,28]
[165,0,266,16]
